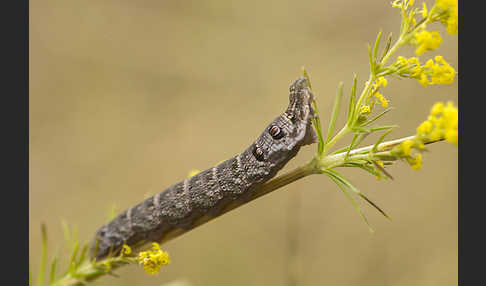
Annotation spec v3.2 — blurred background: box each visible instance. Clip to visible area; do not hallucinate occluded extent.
[30,0,457,285]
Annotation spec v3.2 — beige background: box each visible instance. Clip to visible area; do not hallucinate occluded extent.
[30,0,457,285]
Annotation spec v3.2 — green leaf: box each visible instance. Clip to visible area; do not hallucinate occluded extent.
[301,66,313,91]
[372,161,394,180]
[326,169,391,221]
[62,219,71,247]
[325,82,344,145]
[344,162,382,177]
[373,30,383,66]
[369,125,397,132]
[302,67,325,155]
[352,126,371,134]
[92,235,101,262]
[345,133,359,160]
[372,126,396,153]
[380,32,393,63]
[362,108,393,126]
[358,193,391,221]
[368,43,373,74]
[36,224,48,286]
[324,171,374,232]
[76,243,89,268]
[347,75,358,125]
[69,241,80,274]
[331,133,369,155]
[49,256,58,284]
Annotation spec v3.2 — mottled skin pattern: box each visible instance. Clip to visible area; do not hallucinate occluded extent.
[90,77,317,259]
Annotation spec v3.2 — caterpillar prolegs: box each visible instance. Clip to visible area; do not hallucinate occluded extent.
[90,77,317,259]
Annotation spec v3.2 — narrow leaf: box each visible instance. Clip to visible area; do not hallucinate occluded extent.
[332,133,370,155]
[49,256,57,284]
[76,243,89,268]
[358,193,391,221]
[325,171,374,232]
[362,108,393,126]
[302,67,325,155]
[325,82,344,145]
[68,241,80,274]
[368,43,373,74]
[372,127,396,152]
[352,126,371,133]
[369,125,397,132]
[372,161,394,180]
[36,224,48,286]
[347,74,358,124]
[373,30,383,65]
[327,169,391,221]
[345,134,359,160]
[62,219,71,247]
[380,32,393,63]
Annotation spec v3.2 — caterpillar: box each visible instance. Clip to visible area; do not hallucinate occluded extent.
[90,77,317,259]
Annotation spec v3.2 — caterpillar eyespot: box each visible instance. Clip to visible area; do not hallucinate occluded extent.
[252,145,265,161]
[269,125,284,139]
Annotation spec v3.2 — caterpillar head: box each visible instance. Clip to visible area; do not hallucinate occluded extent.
[252,77,317,172]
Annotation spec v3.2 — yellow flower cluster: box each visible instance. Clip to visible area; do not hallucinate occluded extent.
[435,0,458,35]
[394,101,458,170]
[137,243,170,275]
[392,0,415,9]
[413,30,442,55]
[371,77,389,108]
[422,56,456,85]
[416,101,458,145]
[396,139,424,170]
[394,56,455,86]
[360,105,371,114]
[407,153,422,170]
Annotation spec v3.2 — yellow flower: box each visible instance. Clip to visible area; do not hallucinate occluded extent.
[417,120,432,135]
[407,57,422,77]
[377,160,385,168]
[418,73,429,87]
[396,56,409,67]
[413,30,442,55]
[373,92,389,108]
[137,243,170,275]
[188,169,200,178]
[422,2,428,18]
[401,139,414,156]
[409,154,423,170]
[446,5,458,34]
[415,101,458,145]
[121,244,132,255]
[392,0,414,9]
[403,56,455,86]
[377,76,388,87]
[360,105,371,114]
[427,56,455,84]
[433,0,458,35]
[430,102,444,115]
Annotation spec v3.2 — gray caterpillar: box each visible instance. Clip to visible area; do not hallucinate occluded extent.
[90,77,317,259]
